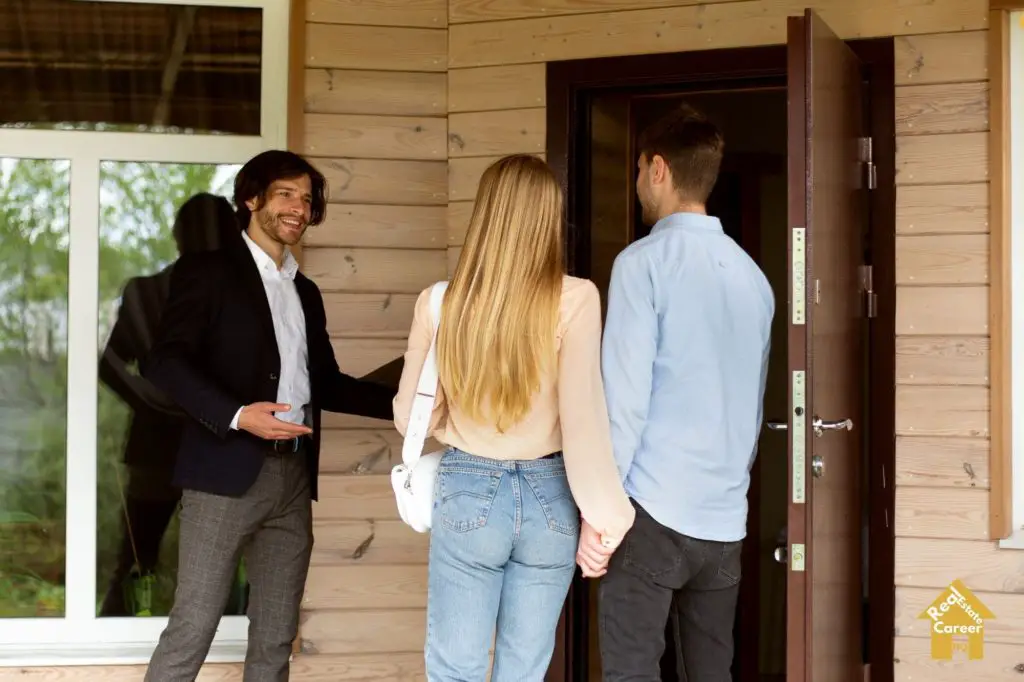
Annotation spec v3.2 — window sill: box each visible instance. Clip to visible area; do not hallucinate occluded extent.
[0,639,248,668]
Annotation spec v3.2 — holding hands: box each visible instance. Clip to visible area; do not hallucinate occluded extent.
[576,519,619,578]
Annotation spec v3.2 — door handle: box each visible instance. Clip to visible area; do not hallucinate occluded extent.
[812,416,853,437]
[765,419,788,431]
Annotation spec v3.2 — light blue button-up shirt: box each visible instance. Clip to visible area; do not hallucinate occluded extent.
[601,212,774,542]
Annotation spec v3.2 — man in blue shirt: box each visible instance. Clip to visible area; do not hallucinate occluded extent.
[585,104,774,680]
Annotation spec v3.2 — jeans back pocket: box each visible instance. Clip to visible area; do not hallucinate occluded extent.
[523,469,579,537]
[437,465,502,533]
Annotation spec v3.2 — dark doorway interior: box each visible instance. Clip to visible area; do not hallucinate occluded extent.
[545,39,896,682]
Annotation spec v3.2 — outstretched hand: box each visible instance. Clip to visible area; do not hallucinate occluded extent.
[238,402,313,440]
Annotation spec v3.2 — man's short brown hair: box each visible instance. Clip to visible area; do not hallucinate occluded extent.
[637,103,724,204]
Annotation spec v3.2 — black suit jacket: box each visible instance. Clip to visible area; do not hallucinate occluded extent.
[141,235,395,500]
[99,267,185,470]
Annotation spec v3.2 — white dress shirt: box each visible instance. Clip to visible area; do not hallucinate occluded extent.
[229,230,311,430]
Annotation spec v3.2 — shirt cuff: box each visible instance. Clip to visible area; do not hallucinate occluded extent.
[229,406,243,430]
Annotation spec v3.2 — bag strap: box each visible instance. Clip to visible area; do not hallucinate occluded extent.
[401,281,449,467]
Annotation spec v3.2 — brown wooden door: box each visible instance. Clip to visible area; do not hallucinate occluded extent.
[784,9,866,682]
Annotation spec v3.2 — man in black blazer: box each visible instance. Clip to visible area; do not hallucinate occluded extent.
[142,150,394,682]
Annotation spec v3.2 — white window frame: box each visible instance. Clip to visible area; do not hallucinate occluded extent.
[1005,10,1024,550]
[0,0,289,666]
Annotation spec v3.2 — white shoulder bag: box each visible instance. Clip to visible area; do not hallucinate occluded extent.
[391,280,449,533]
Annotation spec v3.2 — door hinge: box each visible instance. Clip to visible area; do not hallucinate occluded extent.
[860,264,877,318]
[858,136,877,190]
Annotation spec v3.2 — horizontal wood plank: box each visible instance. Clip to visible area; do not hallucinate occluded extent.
[320,429,404,474]
[304,113,447,161]
[321,413,396,430]
[448,64,546,113]
[303,247,446,293]
[895,234,988,285]
[307,24,446,72]
[894,636,1024,681]
[448,107,546,158]
[448,246,462,275]
[895,436,990,489]
[894,30,988,85]
[895,286,988,336]
[895,385,989,438]
[307,0,446,28]
[895,336,989,386]
[895,486,989,540]
[313,158,447,206]
[896,132,988,185]
[305,69,447,117]
[895,183,989,235]
[315,474,401,521]
[300,608,426,654]
[895,81,988,136]
[330,338,407,377]
[323,293,418,338]
[0,667,240,681]
[450,0,748,23]
[311,520,429,566]
[304,564,427,609]
[449,153,545,200]
[895,537,1024,591]
[447,200,474,245]
[895,587,1024,644]
[308,204,447,250]
[448,0,988,68]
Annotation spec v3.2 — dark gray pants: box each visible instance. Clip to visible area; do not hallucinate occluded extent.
[145,451,313,682]
[598,501,742,682]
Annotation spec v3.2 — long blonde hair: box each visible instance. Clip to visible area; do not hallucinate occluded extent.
[437,154,564,433]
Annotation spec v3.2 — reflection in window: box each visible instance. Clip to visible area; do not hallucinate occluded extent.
[0,0,262,135]
[0,157,70,617]
[96,161,246,617]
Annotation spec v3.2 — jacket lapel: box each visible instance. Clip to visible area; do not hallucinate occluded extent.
[226,236,279,353]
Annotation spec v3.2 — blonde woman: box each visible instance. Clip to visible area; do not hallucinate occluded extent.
[393,154,635,680]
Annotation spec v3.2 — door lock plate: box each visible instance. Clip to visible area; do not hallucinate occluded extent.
[792,227,806,325]
[792,370,806,504]
[790,543,806,572]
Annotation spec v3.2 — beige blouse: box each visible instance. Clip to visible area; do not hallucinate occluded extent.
[393,275,636,542]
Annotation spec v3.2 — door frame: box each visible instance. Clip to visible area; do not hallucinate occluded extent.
[544,37,896,682]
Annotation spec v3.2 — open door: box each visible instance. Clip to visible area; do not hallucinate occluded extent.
[784,9,866,682]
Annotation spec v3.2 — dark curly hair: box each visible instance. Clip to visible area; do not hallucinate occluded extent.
[232,150,328,229]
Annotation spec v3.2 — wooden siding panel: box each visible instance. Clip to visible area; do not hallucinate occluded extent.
[306,69,447,117]
[449,153,545,200]
[314,158,447,206]
[322,293,419,338]
[895,286,988,336]
[894,30,988,85]
[448,108,546,158]
[300,609,427,655]
[895,81,988,136]
[895,538,1024,591]
[329,338,407,377]
[895,336,989,386]
[306,204,447,250]
[894,487,989,540]
[306,23,446,72]
[448,64,546,113]
[315,474,402,522]
[304,565,428,609]
[895,436,990,490]
[448,0,988,68]
[895,386,989,438]
[896,132,988,185]
[894,637,1024,682]
[449,0,748,23]
[895,183,989,235]
[302,247,446,293]
[447,200,474,245]
[307,0,446,28]
[304,113,447,160]
[310,520,429,566]
[895,234,988,285]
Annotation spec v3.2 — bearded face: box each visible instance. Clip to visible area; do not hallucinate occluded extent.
[249,175,312,247]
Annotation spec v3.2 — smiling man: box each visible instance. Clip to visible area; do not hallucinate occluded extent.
[141,150,395,682]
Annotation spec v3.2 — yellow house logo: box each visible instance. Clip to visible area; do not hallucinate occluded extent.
[918,580,995,660]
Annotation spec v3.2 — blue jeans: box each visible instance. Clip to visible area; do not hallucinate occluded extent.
[425,448,580,681]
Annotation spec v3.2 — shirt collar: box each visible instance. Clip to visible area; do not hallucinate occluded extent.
[649,211,724,237]
[241,229,299,280]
